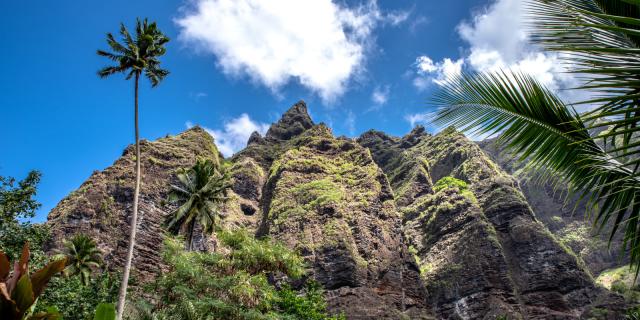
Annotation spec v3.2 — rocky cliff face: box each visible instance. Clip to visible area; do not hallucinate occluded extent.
[46,128,221,281]
[358,127,624,319]
[47,101,626,319]
[478,138,628,276]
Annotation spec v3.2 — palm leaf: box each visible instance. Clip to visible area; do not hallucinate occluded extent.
[525,0,640,165]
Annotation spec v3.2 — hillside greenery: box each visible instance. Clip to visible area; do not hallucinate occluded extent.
[131,231,343,320]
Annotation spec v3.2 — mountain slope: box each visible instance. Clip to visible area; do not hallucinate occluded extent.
[358,126,624,319]
[46,101,626,319]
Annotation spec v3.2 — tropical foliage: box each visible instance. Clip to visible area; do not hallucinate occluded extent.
[0,170,41,226]
[0,171,50,264]
[55,234,103,286]
[0,243,66,320]
[431,0,640,274]
[165,158,230,251]
[97,18,170,319]
[132,230,343,320]
[0,172,118,320]
[38,272,120,320]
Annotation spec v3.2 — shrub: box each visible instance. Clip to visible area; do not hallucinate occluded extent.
[38,271,120,320]
[433,176,476,201]
[135,230,343,319]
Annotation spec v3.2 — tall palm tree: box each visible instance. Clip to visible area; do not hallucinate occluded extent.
[166,158,230,251]
[96,18,169,319]
[431,0,640,274]
[56,234,102,286]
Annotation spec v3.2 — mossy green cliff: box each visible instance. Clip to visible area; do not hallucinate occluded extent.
[46,101,626,319]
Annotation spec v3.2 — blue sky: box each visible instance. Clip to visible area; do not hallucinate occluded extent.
[1,0,579,222]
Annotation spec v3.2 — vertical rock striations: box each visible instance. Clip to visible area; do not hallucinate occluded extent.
[358,126,624,319]
[46,127,222,281]
[256,123,431,318]
[479,138,628,276]
[45,101,626,319]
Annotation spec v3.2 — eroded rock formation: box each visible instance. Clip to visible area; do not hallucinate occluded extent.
[46,101,626,319]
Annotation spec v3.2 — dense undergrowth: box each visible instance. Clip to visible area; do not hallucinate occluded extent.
[130,230,343,320]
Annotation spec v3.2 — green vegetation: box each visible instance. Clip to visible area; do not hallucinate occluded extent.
[627,306,640,320]
[431,0,640,274]
[293,179,343,210]
[132,230,343,320]
[433,176,476,202]
[38,272,120,320]
[557,223,608,264]
[597,265,640,304]
[54,234,103,285]
[165,158,231,251]
[0,243,66,319]
[0,171,50,263]
[1,172,118,320]
[97,17,170,319]
[0,170,41,226]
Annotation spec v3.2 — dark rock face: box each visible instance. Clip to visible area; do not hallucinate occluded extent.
[46,101,626,319]
[255,124,431,318]
[46,127,222,281]
[358,127,625,319]
[478,138,628,276]
[265,100,314,140]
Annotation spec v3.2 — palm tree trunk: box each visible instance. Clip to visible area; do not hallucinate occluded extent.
[116,71,141,320]
[187,218,196,251]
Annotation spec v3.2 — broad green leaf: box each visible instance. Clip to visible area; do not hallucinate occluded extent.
[30,258,66,298]
[93,303,116,320]
[12,274,34,315]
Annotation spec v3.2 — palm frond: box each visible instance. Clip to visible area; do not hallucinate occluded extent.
[97,18,169,86]
[164,158,231,249]
[525,0,640,164]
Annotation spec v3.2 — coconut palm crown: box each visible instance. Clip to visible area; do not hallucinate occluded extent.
[166,158,231,251]
[55,234,102,286]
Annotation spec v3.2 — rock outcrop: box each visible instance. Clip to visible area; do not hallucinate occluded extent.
[46,127,221,281]
[358,126,625,319]
[479,138,628,276]
[46,101,627,319]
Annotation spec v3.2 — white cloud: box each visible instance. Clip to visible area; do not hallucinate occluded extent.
[186,114,270,157]
[371,85,390,107]
[385,10,411,26]
[412,56,464,90]
[457,0,526,65]
[405,113,430,128]
[176,0,402,104]
[455,0,586,102]
[189,92,208,102]
[409,0,588,104]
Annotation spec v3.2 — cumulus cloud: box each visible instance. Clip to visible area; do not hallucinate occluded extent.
[385,10,411,26]
[410,0,587,103]
[177,0,402,103]
[412,56,464,90]
[456,0,586,102]
[186,114,270,157]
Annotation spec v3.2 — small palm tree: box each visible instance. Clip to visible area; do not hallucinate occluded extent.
[166,158,230,251]
[97,18,169,319]
[431,0,640,274]
[56,234,102,286]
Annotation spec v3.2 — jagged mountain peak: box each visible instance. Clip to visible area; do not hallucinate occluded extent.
[265,100,314,140]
